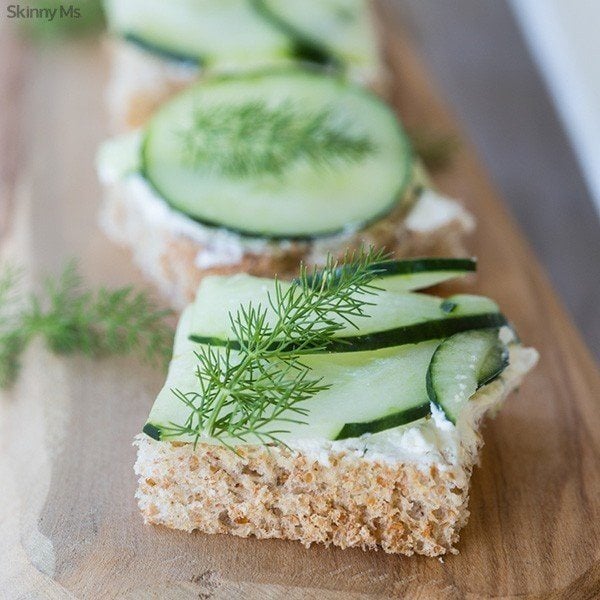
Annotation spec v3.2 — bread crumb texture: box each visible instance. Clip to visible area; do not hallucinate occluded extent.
[134,436,475,557]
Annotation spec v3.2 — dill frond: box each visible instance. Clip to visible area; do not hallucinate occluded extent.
[166,247,390,446]
[0,261,174,390]
[0,266,26,389]
[179,100,375,179]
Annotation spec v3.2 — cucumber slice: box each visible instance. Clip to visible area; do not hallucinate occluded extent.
[145,331,439,442]
[322,312,507,353]
[479,337,511,386]
[104,0,292,67]
[334,402,431,440]
[142,280,512,443]
[187,274,506,351]
[302,258,477,292]
[253,0,379,74]
[142,70,413,238]
[426,329,509,424]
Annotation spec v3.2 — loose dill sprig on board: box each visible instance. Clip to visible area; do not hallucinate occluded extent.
[164,247,390,448]
[179,100,375,178]
[0,261,174,390]
[0,266,26,389]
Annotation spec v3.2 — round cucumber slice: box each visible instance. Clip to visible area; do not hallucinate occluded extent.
[142,69,413,238]
[426,329,509,424]
[105,0,292,67]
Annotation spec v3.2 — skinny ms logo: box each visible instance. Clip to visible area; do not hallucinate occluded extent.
[7,4,82,21]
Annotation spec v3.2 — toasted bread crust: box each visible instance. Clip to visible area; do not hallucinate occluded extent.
[135,438,472,556]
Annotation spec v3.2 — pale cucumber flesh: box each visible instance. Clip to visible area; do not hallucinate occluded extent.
[188,273,502,349]
[145,306,440,442]
[105,0,292,66]
[144,273,511,443]
[426,329,509,424]
[142,70,413,238]
[301,257,476,292]
[253,0,379,70]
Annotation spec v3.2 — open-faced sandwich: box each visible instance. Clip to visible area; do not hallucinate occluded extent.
[134,251,538,556]
[97,69,474,308]
[103,0,386,129]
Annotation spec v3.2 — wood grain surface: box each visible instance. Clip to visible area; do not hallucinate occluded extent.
[1,5,599,599]
[396,0,600,360]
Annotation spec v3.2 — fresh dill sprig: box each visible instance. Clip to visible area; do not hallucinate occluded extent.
[164,247,389,447]
[0,261,174,390]
[179,100,375,179]
[0,266,26,389]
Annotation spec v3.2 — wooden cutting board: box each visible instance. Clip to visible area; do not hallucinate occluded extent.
[1,5,599,599]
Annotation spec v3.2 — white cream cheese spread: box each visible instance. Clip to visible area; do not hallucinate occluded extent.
[286,345,538,470]
[405,189,475,234]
